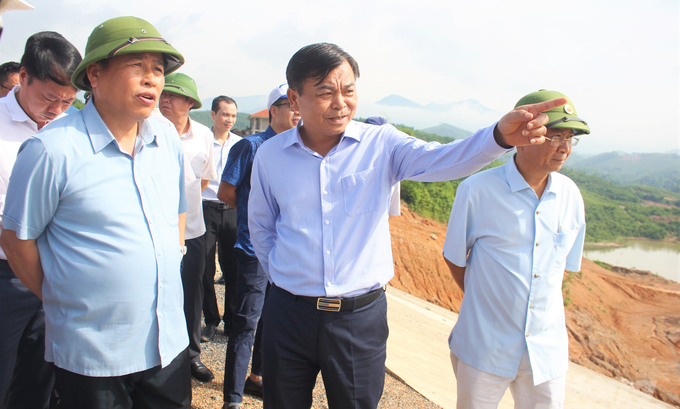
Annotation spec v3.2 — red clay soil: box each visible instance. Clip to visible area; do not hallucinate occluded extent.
[388,204,680,407]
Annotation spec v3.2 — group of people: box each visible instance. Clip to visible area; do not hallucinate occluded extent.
[0,14,589,409]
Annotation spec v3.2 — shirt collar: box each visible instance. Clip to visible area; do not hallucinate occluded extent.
[82,100,157,153]
[6,86,38,129]
[212,130,237,147]
[505,155,556,195]
[180,118,193,140]
[282,119,361,149]
[505,155,532,193]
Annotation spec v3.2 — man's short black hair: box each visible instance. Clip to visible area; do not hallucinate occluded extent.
[20,31,82,87]
[211,95,237,113]
[0,61,21,84]
[286,43,360,94]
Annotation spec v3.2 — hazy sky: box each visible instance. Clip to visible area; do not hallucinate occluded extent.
[1,0,677,154]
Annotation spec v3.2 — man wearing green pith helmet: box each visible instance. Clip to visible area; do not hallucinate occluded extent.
[443,90,590,409]
[160,72,218,383]
[0,16,192,408]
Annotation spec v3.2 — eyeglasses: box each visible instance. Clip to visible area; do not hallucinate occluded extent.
[0,84,13,91]
[273,102,291,108]
[544,135,580,146]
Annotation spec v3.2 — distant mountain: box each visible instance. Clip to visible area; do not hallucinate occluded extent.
[563,152,680,193]
[424,98,496,115]
[359,94,502,133]
[420,123,472,140]
[376,94,423,108]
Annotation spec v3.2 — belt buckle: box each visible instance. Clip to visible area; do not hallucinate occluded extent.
[317,297,341,312]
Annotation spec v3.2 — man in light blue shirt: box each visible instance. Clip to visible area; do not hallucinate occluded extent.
[443,90,589,408]
[0,16,191,408]
[0,30,80,409]
[248,43,570,408]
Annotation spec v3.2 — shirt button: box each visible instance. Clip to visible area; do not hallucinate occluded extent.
[535,242,539,247]
[534,273,539,278]
[529,304,534,309]
[526,332,530,337]
[323,190,328,195]
[536,210,540,215]
[326,250,331,255]
[325,220,330,225]
[322,160,326,164]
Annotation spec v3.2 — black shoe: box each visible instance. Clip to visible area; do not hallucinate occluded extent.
[244,377,263,398]
[215,275,225,284]
[190,360,214,382]
[201,324,216,342]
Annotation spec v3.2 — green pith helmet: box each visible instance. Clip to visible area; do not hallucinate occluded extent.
[71,16,184,91]
[515,89,590,135]
[163,72,202,109]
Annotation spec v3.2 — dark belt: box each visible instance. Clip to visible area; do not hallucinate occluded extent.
[296,288,384,312]
[203,201,232,210]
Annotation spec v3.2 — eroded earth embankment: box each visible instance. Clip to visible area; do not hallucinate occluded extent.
[388,204,680,407]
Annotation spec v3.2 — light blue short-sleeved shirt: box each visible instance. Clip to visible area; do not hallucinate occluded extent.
[248,120,510,298]
[443,158,586,385]
[3,101,188,376]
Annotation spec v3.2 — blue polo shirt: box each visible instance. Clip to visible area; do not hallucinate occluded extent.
[3,100,188,376]
[221,125,276,257]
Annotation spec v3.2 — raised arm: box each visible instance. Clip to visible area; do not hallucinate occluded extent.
[494,97,568,147]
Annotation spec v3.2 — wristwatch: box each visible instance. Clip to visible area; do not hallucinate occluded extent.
[180,245,187,256]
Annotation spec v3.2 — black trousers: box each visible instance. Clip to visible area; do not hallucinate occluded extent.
[261,285,389,409]
[181,236,205,362]
[53,348,191,409]
[0,259,54,409]
[202,201,238,331]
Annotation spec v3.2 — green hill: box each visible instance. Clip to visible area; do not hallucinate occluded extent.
[401,163,680,243]
[564,152,680,193]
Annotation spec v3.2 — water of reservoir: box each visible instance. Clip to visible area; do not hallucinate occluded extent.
[583,240,680,283]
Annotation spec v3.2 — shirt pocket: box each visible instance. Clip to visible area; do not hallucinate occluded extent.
[553,228,579,262]
[151,174,180,226]
[341,167,380,217]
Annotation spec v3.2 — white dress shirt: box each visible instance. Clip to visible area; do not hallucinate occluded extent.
[180,119,216,239]
[202,131,242,202]
[0,87,42,259]
[443,157,586,385]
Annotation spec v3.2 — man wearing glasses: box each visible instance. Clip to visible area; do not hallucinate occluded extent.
[217,84,300,409]
[443,90,589,408]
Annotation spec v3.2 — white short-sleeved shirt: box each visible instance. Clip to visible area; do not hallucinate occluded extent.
[180,119,216,239]
[0,86,62,260]
[202,131,242,202]
[443,157,586,385]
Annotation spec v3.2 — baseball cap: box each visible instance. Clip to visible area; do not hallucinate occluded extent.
[267,83,289,111]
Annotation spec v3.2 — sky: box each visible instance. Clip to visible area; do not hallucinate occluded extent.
[0,0,678,155]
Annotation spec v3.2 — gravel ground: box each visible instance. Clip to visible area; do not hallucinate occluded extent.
[191,270,442,409]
